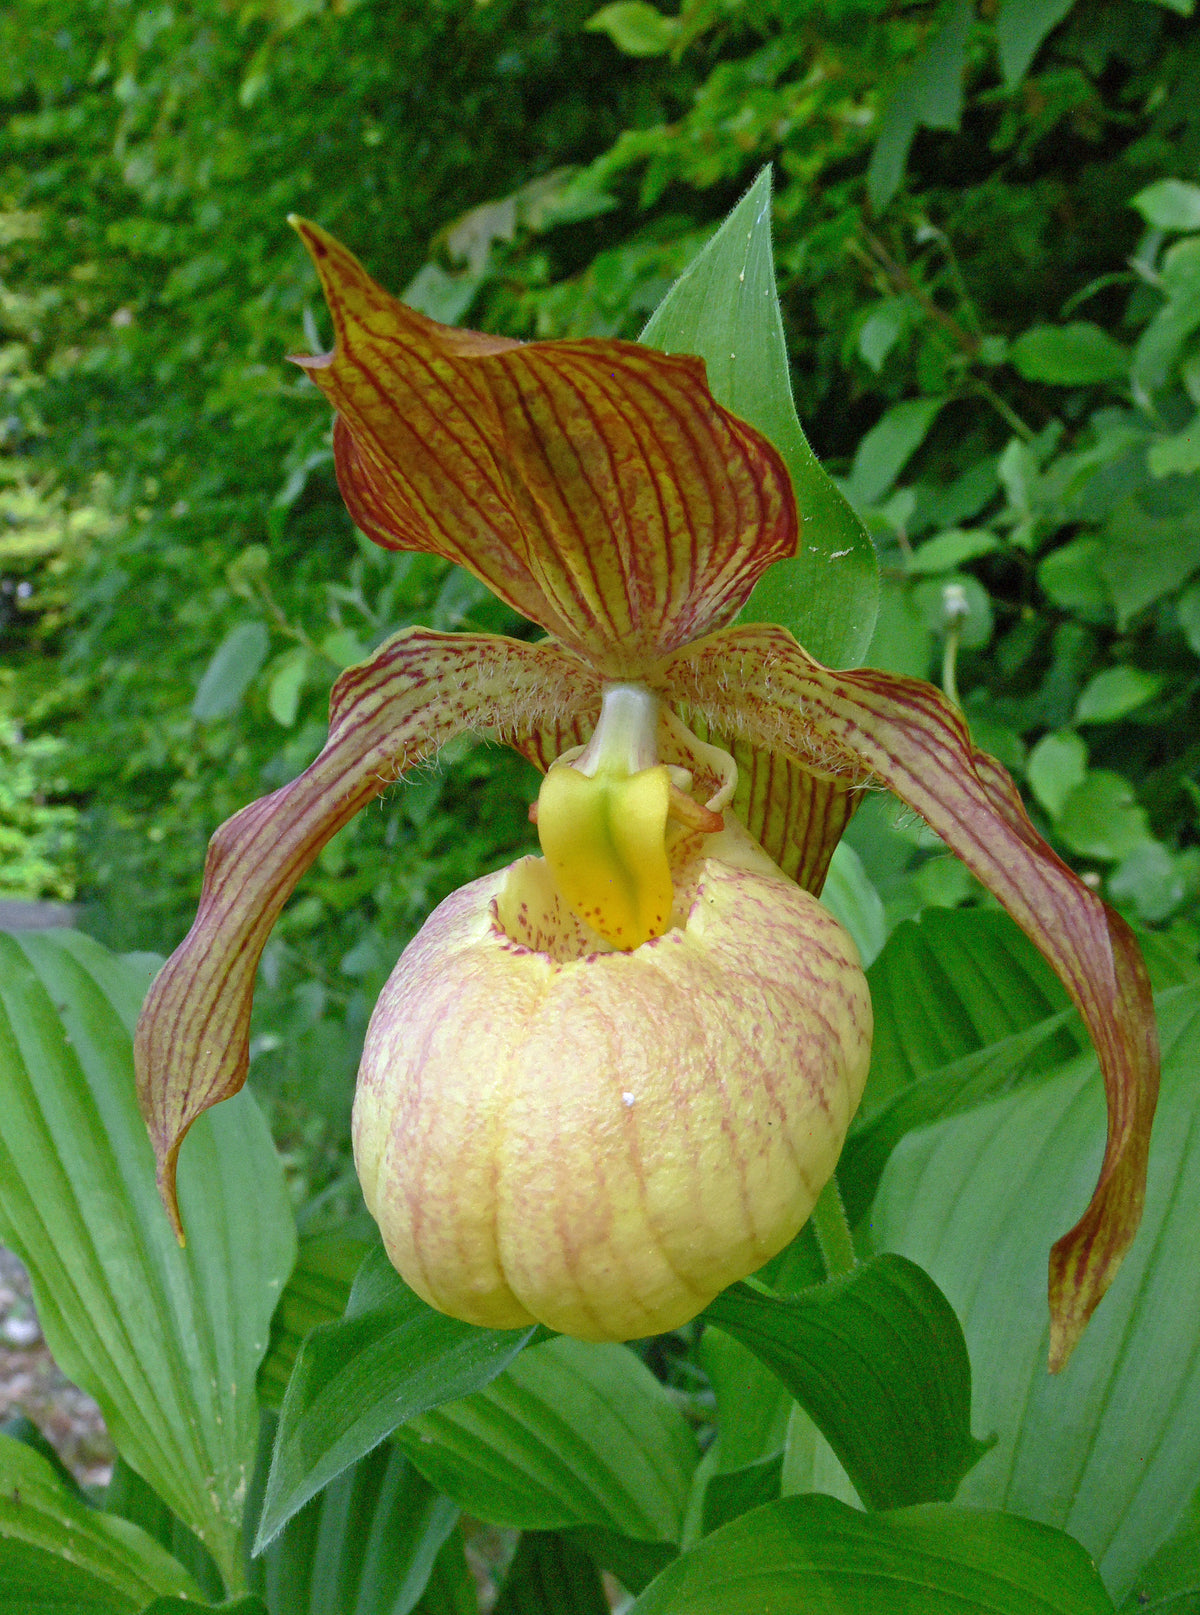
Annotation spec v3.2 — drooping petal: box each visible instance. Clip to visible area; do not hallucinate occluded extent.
[290,219,797,676]
[135,628,599,1236]
[661,622,1159,1371]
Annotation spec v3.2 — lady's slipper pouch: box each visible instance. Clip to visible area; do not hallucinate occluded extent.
[135,221,1157,1370]
[354,682,871,1340]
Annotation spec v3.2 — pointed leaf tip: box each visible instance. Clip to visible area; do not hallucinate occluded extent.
[640,165,878,668]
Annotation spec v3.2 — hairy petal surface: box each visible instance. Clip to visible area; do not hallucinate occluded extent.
[290,220,797,676]
[135,629,598,1234]
[662,623,1160,1370]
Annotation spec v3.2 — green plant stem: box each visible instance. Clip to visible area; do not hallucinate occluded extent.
[811,1177,856,1278]
[942,622,962,709]
[969,377,1036,443]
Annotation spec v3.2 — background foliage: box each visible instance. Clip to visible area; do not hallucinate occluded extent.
[2,1,1200,1606]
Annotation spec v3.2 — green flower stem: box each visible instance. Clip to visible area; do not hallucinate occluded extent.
[811,1176,856,1278]
[941,623,962,710]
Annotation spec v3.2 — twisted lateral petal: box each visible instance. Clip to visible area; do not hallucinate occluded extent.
[662,623,1160,1371]
[135,629,599,1235]
[290,219,797,676]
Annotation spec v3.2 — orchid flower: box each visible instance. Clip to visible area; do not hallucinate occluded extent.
[134,220,1158,1371]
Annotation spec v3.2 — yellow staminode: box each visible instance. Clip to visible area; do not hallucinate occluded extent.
[536,683,679,951]
[537,762,673,950]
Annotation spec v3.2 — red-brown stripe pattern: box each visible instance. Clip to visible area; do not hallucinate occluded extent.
[291,220,797,677]
[661,621,1160,1370]
[134,627,598,1236]
[673,715,861,896]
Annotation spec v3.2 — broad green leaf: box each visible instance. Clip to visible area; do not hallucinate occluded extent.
[0,1415,85,1501]
[861,908,1080,1119]
[401,263,485,327]
[867,0,973,213]
[0,1434,201,1611]
[1074,666,1164,724]
[702,1258,988,1511]
[492,1531,609,1615]
[996,0,1077,85]
[629,1495,1114,1614]
[1111,841,1200,926]
[1028,729,1089,820]
[0,931,295,1589]
[699,1452,783,1537]
[258,1229,375,1413]
[1097,498,1200,627]
[780,1402,859,1507]
[1178,580,1200,656]
[249,1432,458,1615]
[191,621,270,720]
[266,646,311,727]
[1057,770,1153,861]
[1039,536,1112,622]
[411,1531,479,1615]
[907,527,998,574]
[857,295,915,371]
[1133,236,1200,393]
[256,1248,536,1549]
[395,1336,698,1541]
[641,165,878,668]
[698,1326,792,1475]
[584,1,677,56]
[873,985,1200,1601]
[839,1006,1081,1226]
[1147,415,1200,476]
[103,1458,224,1602]
[140,1600,269,1614]
[863,574,934,677]
[1118,1506,1200,1612]
[0,1539,138,1615]
[845,396,945,508]
[1132,178,1200,233]
[565,1529,676,1598]
[1010,323,1128,385]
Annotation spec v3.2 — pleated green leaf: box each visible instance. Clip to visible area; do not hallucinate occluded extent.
[697,1326,791,1474]
[492,1531,609,1615]
[1118,1507,1200,1612]
[565,1529,676,1598]
[103,1457,224,1602]
[699,1452,784,1538]
[873,984,1200,1602]
[0,929,296,1589]
[702,1257,987,1510]
[249,1432,458,1615]
[257,1229,376,1413]
[629,1495,1114,1614]
[840,1007,1079,1224]
[0,1434,201,1612]
[409,1530,479,1615]
[395,1336,698,1542]
[257,1248,536,1550]
[140,1599,269,1614]
[641,164,878,668]
[862,909,1081,1118]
